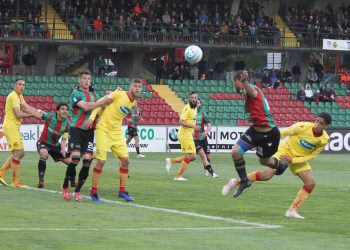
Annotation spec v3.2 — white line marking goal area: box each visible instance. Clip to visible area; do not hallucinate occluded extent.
[21,186,281,230]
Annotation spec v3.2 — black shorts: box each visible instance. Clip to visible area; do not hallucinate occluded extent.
[195,139,210,154]
[127,126,138,138]
[68,127,94,154]
[37,141,69,162]
[239,126,280,158]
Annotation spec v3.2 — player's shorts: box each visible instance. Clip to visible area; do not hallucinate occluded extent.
[95,129,129,161]
[68,127,94,155]
[36,141,69,162]
[3,126,23,151]
[127,126,138,137]
[195,139,210,154]
[179,137,196,154]
[273,149,311,175]
[238,126,280,158]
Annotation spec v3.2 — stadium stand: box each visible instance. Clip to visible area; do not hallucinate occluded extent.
[0,75,179,125]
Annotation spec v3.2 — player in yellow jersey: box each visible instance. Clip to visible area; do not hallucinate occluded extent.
[83,79,142,202]
[0,79,37,187]
[222,112,332,219]
[166,91,199,181]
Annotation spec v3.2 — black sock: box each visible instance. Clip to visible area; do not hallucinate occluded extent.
[75,166,90,192]
[38,158,46,180]
[136,146,140,154]
[62,156,80,188]
[233,156,248,183]
[204,164,215,176]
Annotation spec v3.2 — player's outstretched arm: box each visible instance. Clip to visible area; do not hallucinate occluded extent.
[179,119,200,131]
[240,71,257,98]
[285,144,326,164]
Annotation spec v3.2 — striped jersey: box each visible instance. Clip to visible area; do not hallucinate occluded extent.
[127,106,140,127]
[244,85,275,127]
[70,89,100,130]
[193,109,210,140]
[39,113,70,148]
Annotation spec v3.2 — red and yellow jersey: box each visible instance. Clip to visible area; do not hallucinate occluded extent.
[3,91,26,128]
[178,104,197,139]
[96,91,134,137]
[279,122,329,164]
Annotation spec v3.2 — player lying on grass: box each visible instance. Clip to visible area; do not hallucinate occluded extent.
[222,112,332,219]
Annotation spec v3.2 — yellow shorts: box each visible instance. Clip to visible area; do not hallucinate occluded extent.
[95,129,129,161]
[3,126,23,151]
[273,150,311,175]
[179,138,196,154]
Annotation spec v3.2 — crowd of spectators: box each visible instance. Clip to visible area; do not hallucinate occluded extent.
[297,83,336,104]
[280,2,350,42]
[51,0,281,45]
[0,0,43,38]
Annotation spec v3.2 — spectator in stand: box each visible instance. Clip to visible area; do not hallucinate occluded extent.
[95,55,106,77]
[281,68,293,82]
[189,65,199,80]
[0,11,11,38]
[133,3,142,14]
[329,86,336,102]
[93,15,103,39]
[319,84,330,102]
[22,50,37,75]
[261,72,272,88]
[25,13,35,37]
[307,68,319,85]
[314,61,324,81]
[102,16,112,33]
[304,85,314,103]
[292,63,301,82]
[347,84,350,96]
[297,86,306,101]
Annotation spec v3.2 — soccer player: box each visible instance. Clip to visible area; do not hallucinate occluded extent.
[222,113,332,219]
[125,102,145,158]
[194,98,218,178]
[223,70,287,197]
[85,78,143,202]
[0,79,36,187]
[33,103,71,188]
[166,91,199,181]
[61,71,108,202]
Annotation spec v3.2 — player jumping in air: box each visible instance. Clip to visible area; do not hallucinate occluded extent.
[224,70,288,197]
[223,112,332,219]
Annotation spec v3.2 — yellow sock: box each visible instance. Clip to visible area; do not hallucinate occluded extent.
[171,156,185,164]
[289,185,312,210]
[119,167,129,192]
[91,167,102,194]
[0,156,12,175]
[236,171,261,185]
[11,158,21,183]
[176,158,191,178]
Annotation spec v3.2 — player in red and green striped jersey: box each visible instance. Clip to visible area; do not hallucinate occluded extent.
[34,103,71,189]
[61,71,111,202]
[194,98,218,178]
[125,102,145,158]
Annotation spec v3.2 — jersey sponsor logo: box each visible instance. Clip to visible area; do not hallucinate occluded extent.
[120,106,131,115]
[300,140,316,149]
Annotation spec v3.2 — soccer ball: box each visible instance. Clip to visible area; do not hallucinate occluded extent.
[184,45,203,65]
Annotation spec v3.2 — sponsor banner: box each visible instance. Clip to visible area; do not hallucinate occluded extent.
[324,129,350,153]
[167,126,217,152]
[0,124,39,151]
[122,126,167,152]
[322,39,350,51]
[216,126,250,152]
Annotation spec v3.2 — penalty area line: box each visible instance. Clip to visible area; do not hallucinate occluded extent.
[23,186,281,229]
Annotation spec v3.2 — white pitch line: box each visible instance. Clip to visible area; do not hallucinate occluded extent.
[24,186,281,229]
[0,226,270,232]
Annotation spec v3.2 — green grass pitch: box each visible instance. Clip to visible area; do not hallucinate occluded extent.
[1,152,349,249]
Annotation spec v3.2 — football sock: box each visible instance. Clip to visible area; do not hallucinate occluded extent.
[119,167,129,192]
[38,158,47,180]
[171,155,185,164]
[135,146,140,154]
[176,158,191,177]
[63,156,80,188]
[11,158,20,183]
[204,164,214,176]
[236,171,261,185]
[0,156,12,174]
[91,167,102,194]
[233,157,248,182]
[290,185,313,210]
[75,159,92,192]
